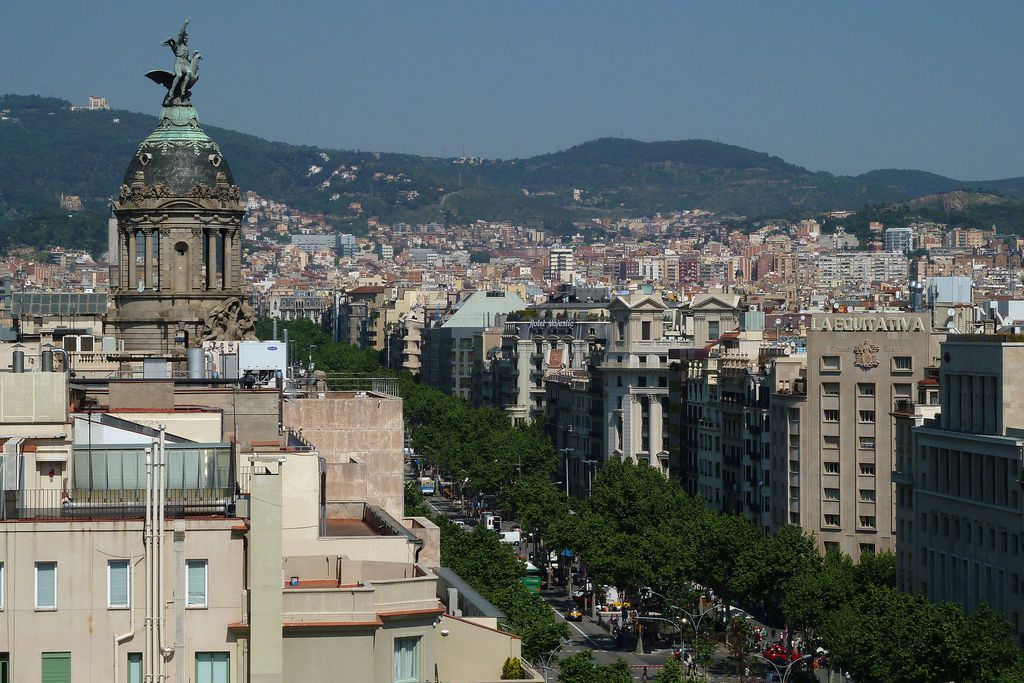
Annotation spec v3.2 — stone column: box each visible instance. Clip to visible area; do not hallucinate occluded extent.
[191,229,204,291]
[119,228,128,289]
[127,229,138,289]
[223,229,233,289]
[144,229,154,289]
[207,229,218,290]
[648,396,663,467]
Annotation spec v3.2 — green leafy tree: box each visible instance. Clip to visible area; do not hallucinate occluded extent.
[725,617,755,676]
[556,651,598,683]
[600,658,633,683]
[782,549,854,642]
[654,658,686,683]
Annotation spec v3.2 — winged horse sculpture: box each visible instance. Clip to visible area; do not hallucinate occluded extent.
[145,18,202,106]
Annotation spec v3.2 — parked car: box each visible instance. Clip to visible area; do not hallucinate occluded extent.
[565,607,584,622]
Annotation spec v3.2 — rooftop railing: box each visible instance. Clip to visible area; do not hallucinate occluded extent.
[1,488,234,520]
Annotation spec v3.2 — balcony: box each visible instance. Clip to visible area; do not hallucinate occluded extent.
[892,470,914,486]
[275,555,438,626]
[2,487,233,520]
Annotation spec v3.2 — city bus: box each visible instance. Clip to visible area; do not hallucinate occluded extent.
[522,561,544,593]
[418,476,435,495]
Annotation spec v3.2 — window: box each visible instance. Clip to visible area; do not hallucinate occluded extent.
[41,652,71,683]
[108,560,130,609]
[859,437,876,450]
[394,637,421,683]
[0,563,4,611]
[824,514,840,526]
[824,462,840,475]
[858,410,875,423]
[860,463,876,476]
[859,489,876,502]
[860,543,876,554]
[860,516,876,528]
[641,321,651,340]
[824,488,840,501]
[894,383,912,398]
[822,383,840,396]
[823,435,840,449]
[35,562,57,610]
[857,383,876,397]
[128,653,142,683]
[186,560,208,608]
[195,652,229,683]
[893,356,913,371]
[823,410,840,422]
[821,356,841,371]
[708,321,720,340]
[824,541,840,553]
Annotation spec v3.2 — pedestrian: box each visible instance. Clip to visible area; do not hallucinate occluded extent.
[641,666,649,681]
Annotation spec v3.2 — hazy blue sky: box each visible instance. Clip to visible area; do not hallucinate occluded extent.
[3,1,1022,179]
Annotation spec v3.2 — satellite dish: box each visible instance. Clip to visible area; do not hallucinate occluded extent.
[947,308,955,316]
[946,321,956,330]
[775,318,782,325]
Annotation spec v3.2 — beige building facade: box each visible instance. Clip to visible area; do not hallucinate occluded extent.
[797,313,942,558]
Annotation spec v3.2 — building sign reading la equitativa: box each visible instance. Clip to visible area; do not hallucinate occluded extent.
[811,315,927,333]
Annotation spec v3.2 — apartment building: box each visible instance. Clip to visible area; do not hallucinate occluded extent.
[546,247,575,283]
[421,290,527,400]
[545,370,604,497]
[897,335,1024,642]
[0,366,537,682]
[477,318,610,423]
[816,253,909,289]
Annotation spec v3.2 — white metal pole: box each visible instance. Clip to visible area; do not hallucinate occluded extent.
[157,426,166,681]
[144,445,153,682]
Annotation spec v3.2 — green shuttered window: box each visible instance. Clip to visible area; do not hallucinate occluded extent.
[41,651,71,683]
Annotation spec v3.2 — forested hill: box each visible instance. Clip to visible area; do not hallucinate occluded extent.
[3,93,1024,254]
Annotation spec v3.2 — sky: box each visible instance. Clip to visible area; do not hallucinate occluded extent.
[2,1,1023,179]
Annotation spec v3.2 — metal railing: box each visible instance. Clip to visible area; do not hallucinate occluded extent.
[1,488,234,520]
[286,375,399,397]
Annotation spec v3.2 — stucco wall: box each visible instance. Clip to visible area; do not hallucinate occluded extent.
[0,518,244,682]
[282,392,404,518]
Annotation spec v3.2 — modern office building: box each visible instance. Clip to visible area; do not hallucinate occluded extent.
[897,334,1024,642]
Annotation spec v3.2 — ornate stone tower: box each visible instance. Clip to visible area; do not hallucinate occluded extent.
[106,18,255,352]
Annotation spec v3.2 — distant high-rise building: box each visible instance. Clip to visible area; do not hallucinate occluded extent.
[884,227,915,253]
[337,233,358,257]
[547,246,575,283]
[87,95,110,110]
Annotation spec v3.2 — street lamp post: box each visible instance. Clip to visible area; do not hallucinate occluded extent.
[752,652,815,683]
[583,459,596,495]
[537,642,567,683]
[558,447,573,496]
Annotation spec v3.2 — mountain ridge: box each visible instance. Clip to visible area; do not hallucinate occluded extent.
[3,94,1024,253]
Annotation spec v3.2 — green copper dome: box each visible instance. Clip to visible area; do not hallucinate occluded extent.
[122,104,235,196]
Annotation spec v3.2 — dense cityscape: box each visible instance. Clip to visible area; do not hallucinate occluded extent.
[3,7,1024,683]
